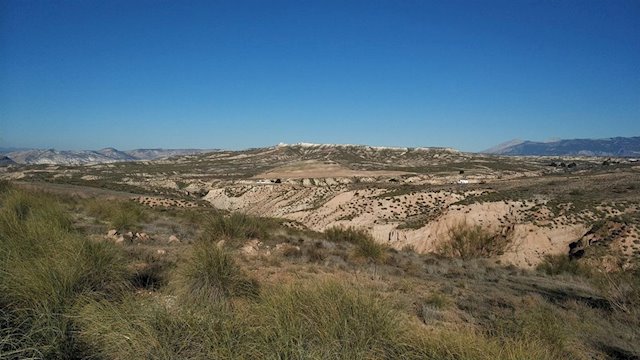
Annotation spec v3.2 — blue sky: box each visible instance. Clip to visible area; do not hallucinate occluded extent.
[1,0,639,151]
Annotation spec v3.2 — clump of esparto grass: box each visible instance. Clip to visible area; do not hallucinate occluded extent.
[401,243,417,253]
[175,241,259,301]
[325,225,387,263]
[201,212,273,247]
[76,295,241,359]
[0,180,12,194]
[0,189,129,358]
[537,254,590,276]
[76,276,571,359]
[245,280,418,358]
[593,269,640,321]
[306,241,326,262]
[490,297,590,359]
[84,198,149,231]
[437,222,508,260]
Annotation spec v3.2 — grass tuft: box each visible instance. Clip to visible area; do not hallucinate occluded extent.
[325,226,387,263]
[85,199,149,231]
[0,189,129,358]
[175,241,259,300]
[537,254,589,276]
[201,212,273,246]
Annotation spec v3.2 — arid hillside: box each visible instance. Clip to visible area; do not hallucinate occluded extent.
[1,179,639,359]
[3,143,638,270]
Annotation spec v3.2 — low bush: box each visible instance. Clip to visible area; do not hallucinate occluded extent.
[537,254,589,276]
[437,222,508,260]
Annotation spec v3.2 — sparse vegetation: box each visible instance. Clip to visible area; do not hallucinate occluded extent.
[437,222,509,260]
[0,187,128,358]
[85,198,149,230]
[537,254,589,276]
[201,212,273,247]
[325,225,387,263]
[1,177,640,359]
[175,241,259,300]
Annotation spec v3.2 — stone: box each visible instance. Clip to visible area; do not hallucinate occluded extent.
[168,235,180,243]
[107,229,118,237]
[241,239,262,256]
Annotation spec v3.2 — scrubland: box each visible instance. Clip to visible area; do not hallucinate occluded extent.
[1,181,639,359]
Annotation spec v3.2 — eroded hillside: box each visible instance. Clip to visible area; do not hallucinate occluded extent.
[2,143,639,269]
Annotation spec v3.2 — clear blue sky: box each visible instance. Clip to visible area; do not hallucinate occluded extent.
[1,0,639,151]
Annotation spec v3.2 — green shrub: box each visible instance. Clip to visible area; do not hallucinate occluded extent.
[325,226,387,263]
[437,222,507,260]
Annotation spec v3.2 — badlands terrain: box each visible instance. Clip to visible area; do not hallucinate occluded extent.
[2,143,640,359]
[3,142,639,269]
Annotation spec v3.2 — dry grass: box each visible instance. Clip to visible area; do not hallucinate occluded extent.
[325,225,387,263]
[200,212,274,247]
[174,241,259,301]
[2,183,639,359]
[0,187,129,358]
[437,222,509,260]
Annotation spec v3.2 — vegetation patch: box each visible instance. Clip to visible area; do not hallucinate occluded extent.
[437,222,509,260]
[200,212,274,247]
[325,225,387,263]
[85,199,150,231]
[537,254,591,276]
[175,241,259,300]
[0,187,129,358]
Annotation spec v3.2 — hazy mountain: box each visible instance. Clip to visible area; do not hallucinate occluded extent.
[97,148,137,161]
[5,149,125,165]
[4,148,218,165]
[0,156,17,166]
[483,136,640,157]
[124,149,215,160]
[482,139,525,154]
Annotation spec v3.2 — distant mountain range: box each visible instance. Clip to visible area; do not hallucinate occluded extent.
[3,136,639,166]
[0,148,217,165]
[483,136,640,157]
